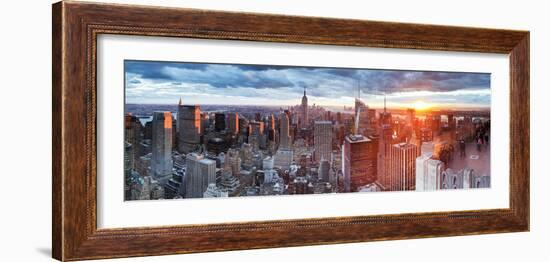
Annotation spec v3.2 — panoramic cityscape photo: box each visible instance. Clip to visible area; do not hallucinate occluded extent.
[123,60,491,201]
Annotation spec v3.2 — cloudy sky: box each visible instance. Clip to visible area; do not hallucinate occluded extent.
[125,60,491,109]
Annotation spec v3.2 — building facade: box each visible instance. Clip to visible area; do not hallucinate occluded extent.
[151,111,173,184]
[387,143,420,191]
[184,153,216,198]
[248,121,264,150]
[301,87,309,128]
[177,98,201,154]
[415,154,445,191]
[342,134,378,192]
[313,121,332,163]
[279,111,291,150]
[318,159,330,182]
[214,112,226,132]
[228,113,239,135]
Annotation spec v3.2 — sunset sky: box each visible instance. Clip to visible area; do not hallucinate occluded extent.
[125,60,491,110]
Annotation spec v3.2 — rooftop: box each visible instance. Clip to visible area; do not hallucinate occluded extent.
[346,134,371,143]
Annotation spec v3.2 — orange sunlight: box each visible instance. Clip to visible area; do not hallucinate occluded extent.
[412,100,432,111]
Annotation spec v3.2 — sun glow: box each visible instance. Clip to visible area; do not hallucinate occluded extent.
[412,100,432,111]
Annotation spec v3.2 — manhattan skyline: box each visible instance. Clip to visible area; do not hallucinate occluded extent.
[124,59,491,201]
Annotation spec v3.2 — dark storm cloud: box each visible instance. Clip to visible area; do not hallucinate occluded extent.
[125,60,490,105]
[125,61,209,80]
[354,70,490,94]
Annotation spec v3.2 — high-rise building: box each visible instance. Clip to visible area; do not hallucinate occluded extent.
[354,82,370,134]
[299,153,313,175]
[301,87,309,128]
[177,98,201,154]
[274,148,293,171]
[201,113,209,133]
[377,123,393,190]
[354,99,369,134]
[184,153,216,198]
[248,121,264,150]
[314,121,332,162]
[318,159,330,182]
[124,142,134,175]
[164,169,184,199]
[267,114,277,152]
[224,148,242,177]
[238,117,249,144]
[407,108,416,127]
[171,119,177,150]
[268,114,276,133]
[387,143,420,191]
[415,154,444,191]
[377,97,394,190]
[228,113,239,135]
[124,113,143,169]
[214,112,226,132]
[342,134,378,192]
[279,111,291,150]
[241,143,254,170]
[151,111,173,184]
[206,136,227,155]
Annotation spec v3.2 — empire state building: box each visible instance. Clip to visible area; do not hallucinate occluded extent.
[301,86,308,128]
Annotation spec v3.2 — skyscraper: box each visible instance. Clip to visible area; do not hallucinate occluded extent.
[406,108,416,127]
[214,112,226,132]
[279,111,291,150]
[224,148,242,177]
[151,111,173,184]
[342,134,378,192]
[248,121,264,150]
[238,117,249,144]
[177,98,201,154]
[228,113,239,135]
[318,158,330,182]
[314,121,332,162]
[415,154,444,191]
[377,95,393,190]
[354,82,369,134]
[354,99,369,134]
[241,143,254,170]
[387,143,420,191]
[301,86,308,128]
[124,113,142,171]
[184,153,216,198]
[124,142,134,176]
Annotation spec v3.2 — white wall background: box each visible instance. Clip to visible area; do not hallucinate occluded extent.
[0,0,546,261]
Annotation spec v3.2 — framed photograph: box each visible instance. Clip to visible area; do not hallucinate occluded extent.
[52,1,529,261]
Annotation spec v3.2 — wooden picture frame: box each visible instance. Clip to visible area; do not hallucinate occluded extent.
[52,1,529,261]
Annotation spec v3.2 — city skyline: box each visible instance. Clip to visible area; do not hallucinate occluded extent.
[124,60,491,201]
[125,60,491,110]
